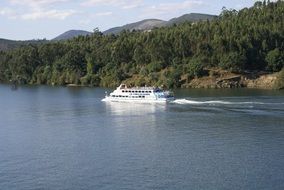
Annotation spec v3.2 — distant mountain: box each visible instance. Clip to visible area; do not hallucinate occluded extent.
[104,13,217,35]
[103,19,165,35]
[52,30,92,41]
[0,39,19,51]
[0,38,47,51]
[52,13,216,40]
[1,13,217,46]
[165,13,217,26]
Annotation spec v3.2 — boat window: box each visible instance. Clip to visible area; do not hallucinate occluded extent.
[142,96,145,98]
[122,90,124,92]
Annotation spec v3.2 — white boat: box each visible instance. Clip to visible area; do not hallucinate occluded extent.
[102,84,175,103]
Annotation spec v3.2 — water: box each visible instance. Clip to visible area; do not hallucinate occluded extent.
[1,85,284,190]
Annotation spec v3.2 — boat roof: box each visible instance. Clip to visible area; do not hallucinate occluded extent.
[118,84,158,90]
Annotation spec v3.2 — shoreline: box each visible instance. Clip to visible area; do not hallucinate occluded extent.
[1,69,283,90]
[181,70,284,90]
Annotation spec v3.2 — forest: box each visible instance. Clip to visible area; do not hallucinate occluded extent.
[0,0,283,88]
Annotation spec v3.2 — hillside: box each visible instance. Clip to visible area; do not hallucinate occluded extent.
[52,30,92,41]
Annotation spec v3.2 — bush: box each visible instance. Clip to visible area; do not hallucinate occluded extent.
[266,48,284,72]
[80,74,101,86]
[165,67,182,88]
[146,61,164,73]
[187,57,205,79]
[219,52,246,72]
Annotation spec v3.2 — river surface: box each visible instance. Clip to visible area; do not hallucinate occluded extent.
[1,85,284,190]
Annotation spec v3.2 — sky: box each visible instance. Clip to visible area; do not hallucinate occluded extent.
[0,0,257,40]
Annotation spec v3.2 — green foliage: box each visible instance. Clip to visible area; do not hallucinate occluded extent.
[165,67,183,88]
[219,52,247,72]
[0,1,283,87]
[266,48,284,72]
[80,74,101,86]
[147,61,164,73]
[186,57,205,79]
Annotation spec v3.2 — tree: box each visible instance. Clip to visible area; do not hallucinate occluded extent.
[219,52,247,72]
[0,0,284,87]
[187,57,205,79]
[266,48,284,72]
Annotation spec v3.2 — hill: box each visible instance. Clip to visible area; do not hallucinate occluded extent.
[165,13,217,26]
[52,13,217,39]
[103,19,165,35]
[52,30,92,41]
[0,13,216,48]
[103,13,216,35]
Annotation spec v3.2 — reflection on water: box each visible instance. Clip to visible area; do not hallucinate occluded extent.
[105,101,167,116]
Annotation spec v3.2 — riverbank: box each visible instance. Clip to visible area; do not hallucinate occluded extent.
[2,69,283,90]
[181,69,284,90]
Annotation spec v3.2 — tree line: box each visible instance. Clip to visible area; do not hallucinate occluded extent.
[0,0,283,88]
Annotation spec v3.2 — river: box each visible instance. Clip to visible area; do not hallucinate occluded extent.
[0,85,284,190]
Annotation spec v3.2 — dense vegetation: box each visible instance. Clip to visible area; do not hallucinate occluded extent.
[0,1,283,88]
[0,38,47,51]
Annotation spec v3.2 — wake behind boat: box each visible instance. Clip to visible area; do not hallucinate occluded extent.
[102,84,175,103]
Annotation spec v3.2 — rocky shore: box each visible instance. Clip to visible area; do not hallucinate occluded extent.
[182,69,284,90]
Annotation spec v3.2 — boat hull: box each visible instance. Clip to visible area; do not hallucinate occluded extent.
[102,96,175,103]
